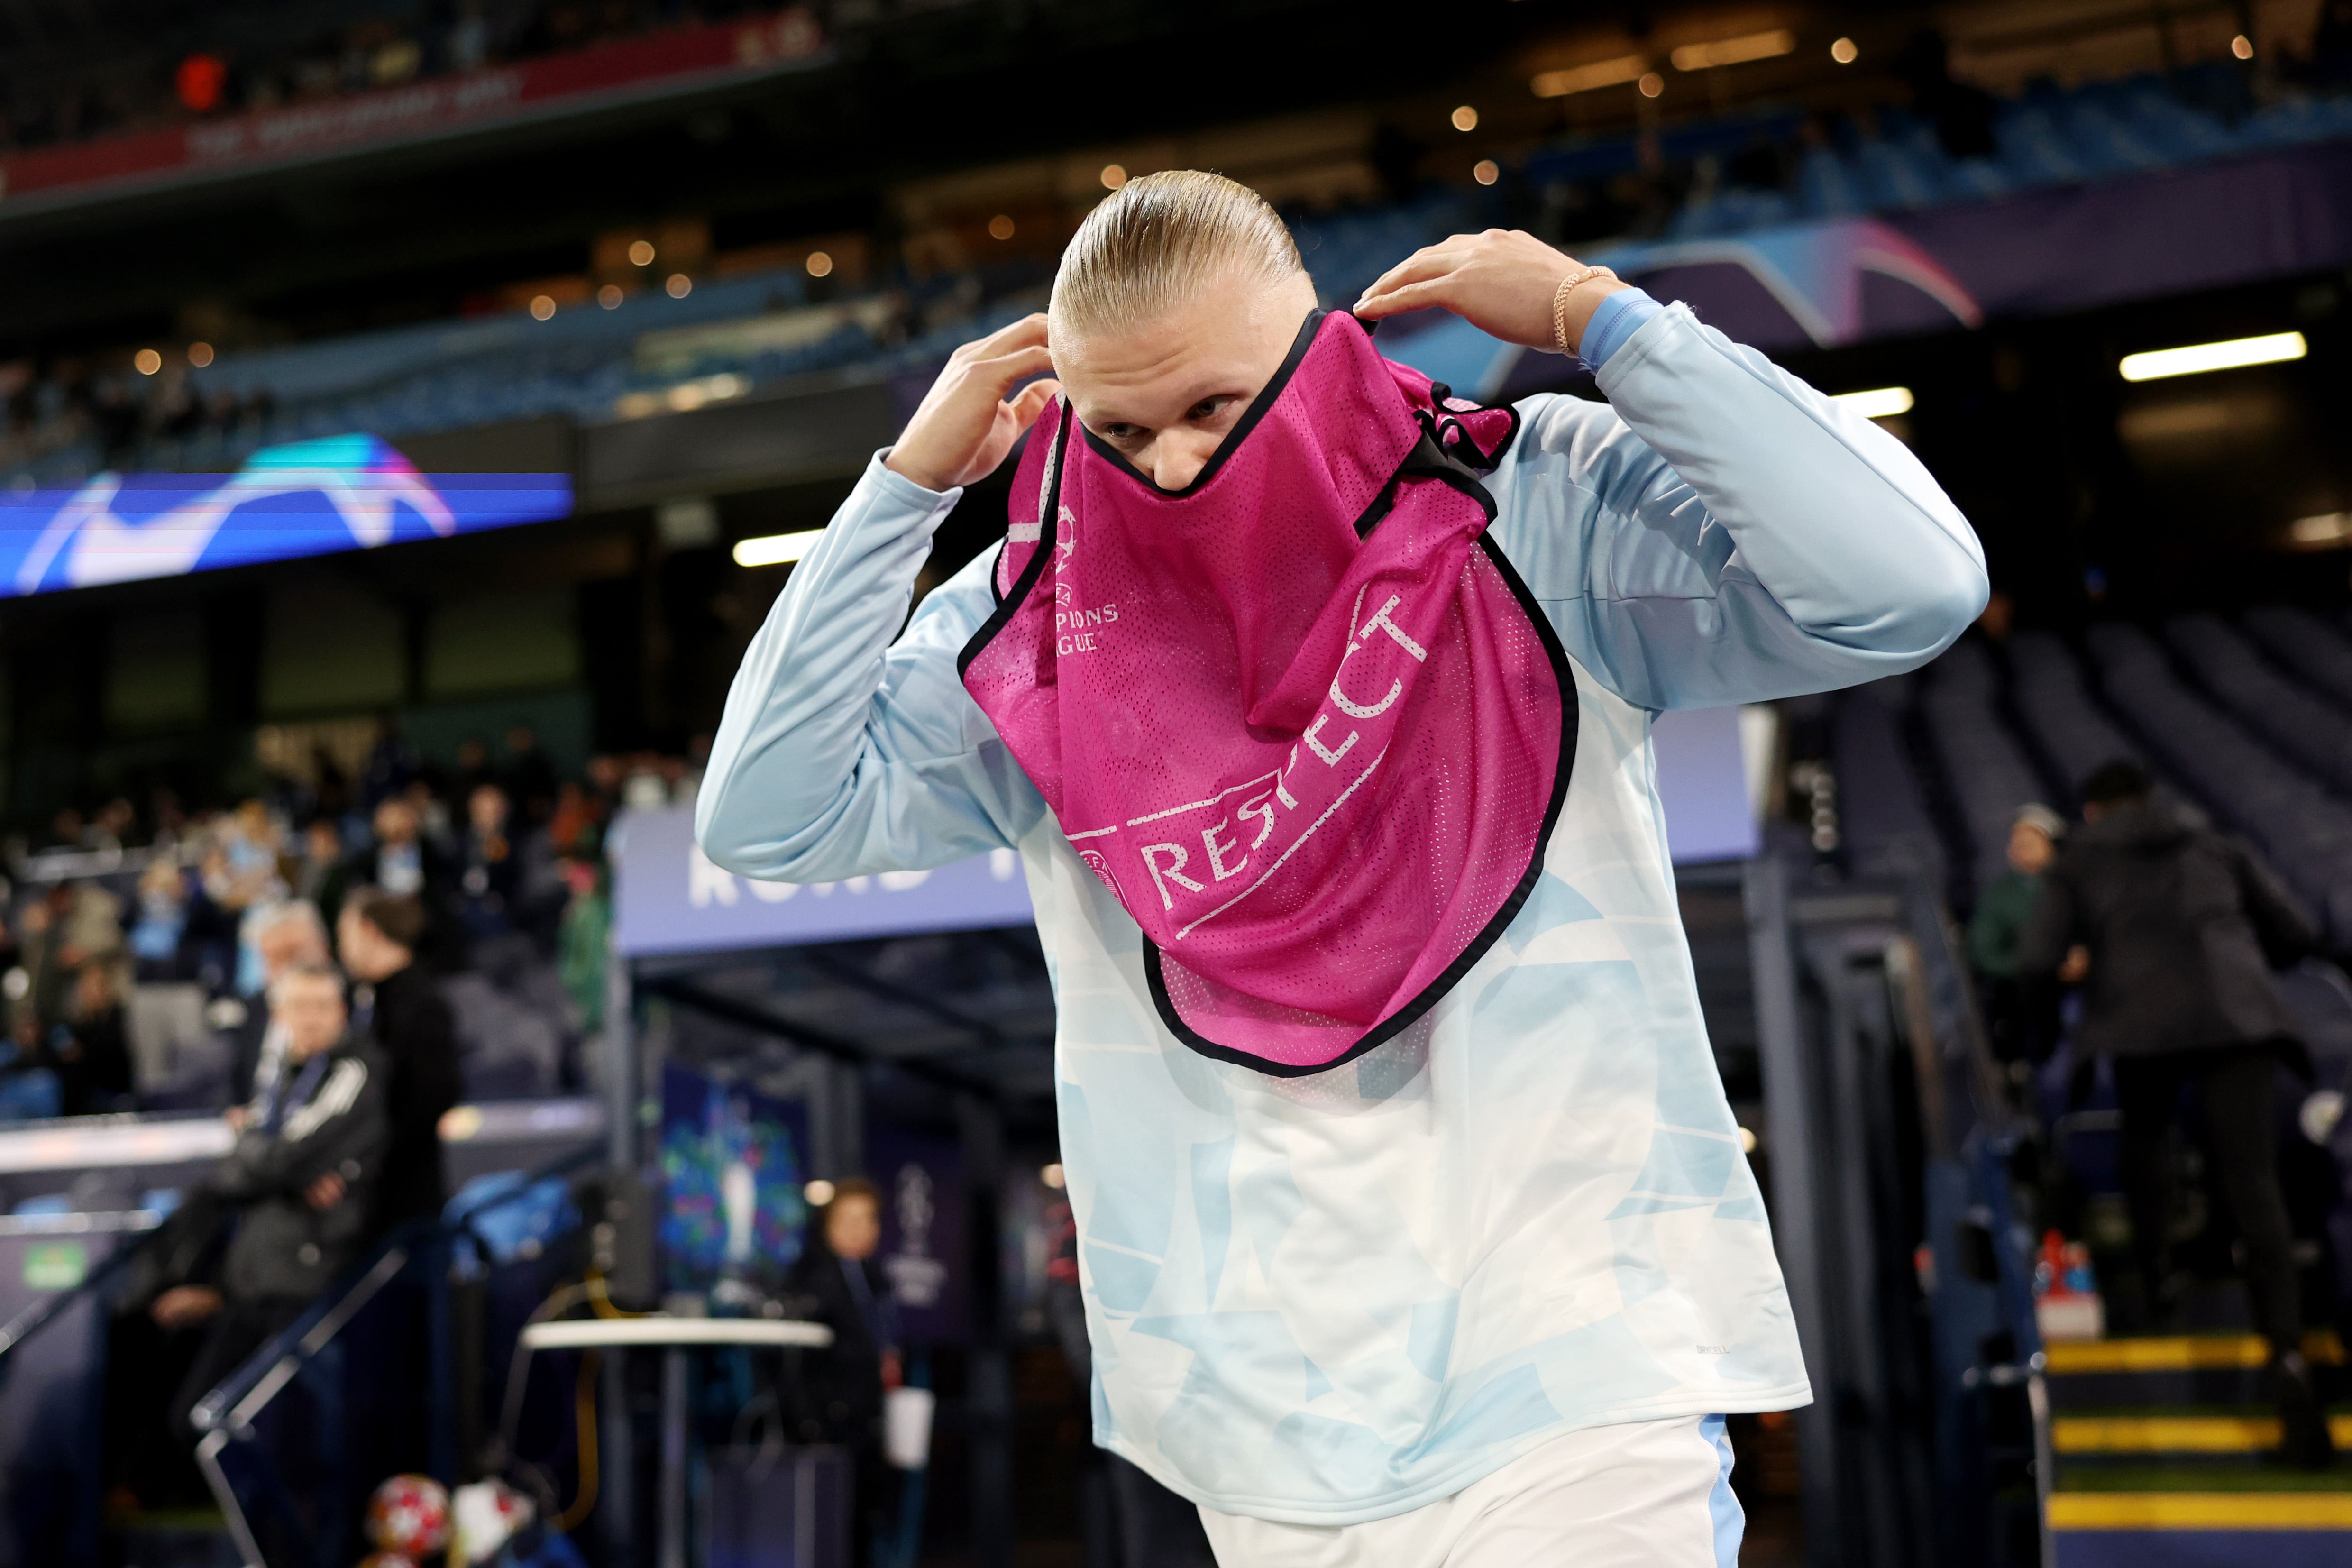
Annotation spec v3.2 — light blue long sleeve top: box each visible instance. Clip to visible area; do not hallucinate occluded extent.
[697,299,1985,1523]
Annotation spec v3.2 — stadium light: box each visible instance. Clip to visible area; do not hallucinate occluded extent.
[2119,331,2305,381]
[1670,29,1795,71]
[1530,55,1646,97]
[733,528,824,567]
[1833,386,1913,419]
[2289,513,2350,549]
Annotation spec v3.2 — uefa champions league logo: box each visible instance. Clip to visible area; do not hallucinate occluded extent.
[883,1160,948,1310]
[0,432,568,600]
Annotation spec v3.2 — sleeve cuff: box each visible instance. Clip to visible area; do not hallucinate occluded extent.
[867,448,966,513]
[1577,287,1663,375]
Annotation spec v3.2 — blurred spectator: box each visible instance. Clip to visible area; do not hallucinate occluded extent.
[338,889,460,1231]
[1967,803,2071,1063]
[0,1005,60,1120]
[225,901,332,1106]
[320,796,453,943]
[293,818,343,905]
[51,963,133,1115]
[204,800,289,917]
[790,1179,900,1565]
[360,716,420,809]
[136,963,390,1449]
[92,798,137,850]
[2018,759,2330,1466]
[500,724,560,826]
[128,859,202,984]
[404,776,454,850]
[454,736,498,800]
[555,857,609,1034]
[24,880,126,1029]
[549,780,604,860]
[458,784,523,943]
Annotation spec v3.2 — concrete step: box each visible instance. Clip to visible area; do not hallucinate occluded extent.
[2044,1331,2347,1410]
[2055,1412,2352,1458]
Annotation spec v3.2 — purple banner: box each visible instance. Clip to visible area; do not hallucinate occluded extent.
[612,804,1034,958]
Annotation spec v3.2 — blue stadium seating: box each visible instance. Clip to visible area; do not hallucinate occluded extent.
[2005,629,2145,796]
[2242,604,2352,715]
[1832,675,1947,890]
[2083,623,2352,942]
[1918,638,2054,893]
[2165,614,2352,797]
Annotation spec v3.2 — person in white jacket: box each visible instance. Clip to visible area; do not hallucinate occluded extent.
[699,172,1986,1566]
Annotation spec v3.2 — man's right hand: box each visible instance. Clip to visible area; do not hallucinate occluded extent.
[882,315,1059,494]
[151,1284,223,1330]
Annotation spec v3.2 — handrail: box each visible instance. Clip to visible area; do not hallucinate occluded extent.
[188,1140,606,1568]
[192,1140,605,1433]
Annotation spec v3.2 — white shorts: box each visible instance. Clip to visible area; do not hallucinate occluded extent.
[1196,1415,1741,1568]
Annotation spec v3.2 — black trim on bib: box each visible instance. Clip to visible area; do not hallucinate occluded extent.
[957,409,1072,680]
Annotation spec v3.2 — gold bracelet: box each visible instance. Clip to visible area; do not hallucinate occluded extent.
[1551,264,1619,355]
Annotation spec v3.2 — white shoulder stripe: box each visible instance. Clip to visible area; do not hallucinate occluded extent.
[283,1058,367,1143]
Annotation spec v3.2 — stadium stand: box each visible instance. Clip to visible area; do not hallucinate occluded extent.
[2244,604,2352,715]
[2005,629,2148,802]
[11,63,2352,492]
[1917,637,2055,893]
[1829,675,1946,891]
[2083,622,2352,944]
[2166,614,2352,798]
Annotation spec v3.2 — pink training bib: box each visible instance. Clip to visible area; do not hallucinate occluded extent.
[959,310,1573,1074]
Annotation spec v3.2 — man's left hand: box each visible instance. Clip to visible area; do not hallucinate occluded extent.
[1353,229,1627,356]
[304,1172,347,1211]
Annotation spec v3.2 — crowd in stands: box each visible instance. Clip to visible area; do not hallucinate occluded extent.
[0,722,696,1124]
[0,0,785,157]
[12,25,2352,491]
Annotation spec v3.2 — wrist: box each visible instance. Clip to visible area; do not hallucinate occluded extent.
[881,446,952,495]
[1552,273,1628,357]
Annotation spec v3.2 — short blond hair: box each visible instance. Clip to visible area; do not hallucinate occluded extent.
[1051,170,1306,336]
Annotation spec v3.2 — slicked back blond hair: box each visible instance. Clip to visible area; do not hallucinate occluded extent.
[1051,170,1306,336]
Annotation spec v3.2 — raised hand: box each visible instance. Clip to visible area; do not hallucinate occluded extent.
[1352,229,1626,356]
[883,314,1061,493]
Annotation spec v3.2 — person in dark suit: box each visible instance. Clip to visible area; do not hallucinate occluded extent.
[2019,758,2329,1467]
[334,889,461,1231]
[318,798,458,965]
[790,1179,899,1566]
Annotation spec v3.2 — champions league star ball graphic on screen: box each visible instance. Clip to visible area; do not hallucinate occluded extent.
[0,433,571,597]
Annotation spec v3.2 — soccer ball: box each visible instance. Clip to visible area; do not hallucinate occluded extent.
[366,1473,452,1556]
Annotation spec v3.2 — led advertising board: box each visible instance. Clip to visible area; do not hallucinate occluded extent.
[0,434,572,597]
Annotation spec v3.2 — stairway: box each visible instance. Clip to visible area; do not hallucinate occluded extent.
[2045,1330,2352,1566]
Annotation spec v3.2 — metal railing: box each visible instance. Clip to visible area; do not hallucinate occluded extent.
[188,1142,604,1568]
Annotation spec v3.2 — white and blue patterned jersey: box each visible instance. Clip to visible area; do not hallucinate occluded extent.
[696,303,1986,1524]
